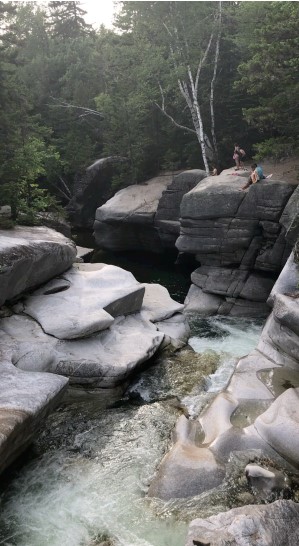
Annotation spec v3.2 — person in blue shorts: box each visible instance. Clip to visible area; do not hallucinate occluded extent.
[241,163,265,190]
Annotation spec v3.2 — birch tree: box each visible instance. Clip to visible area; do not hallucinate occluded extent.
[152,1,222,173]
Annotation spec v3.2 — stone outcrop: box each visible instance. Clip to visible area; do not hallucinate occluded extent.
[0,226,76,306]
[18,264,145,339]
[1,263,187,390]
[93,170,207,253]
[0,360,68,475]
[181,168,297,316]
[0,227,188,475]
[185,500,299,546]
[148,252,299,500]
[66,156,129,228]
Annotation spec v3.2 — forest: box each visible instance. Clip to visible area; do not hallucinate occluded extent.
[0,1,298,223]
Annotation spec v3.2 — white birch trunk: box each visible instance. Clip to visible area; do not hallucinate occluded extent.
[157,7,220,176]
[210,2,222,160]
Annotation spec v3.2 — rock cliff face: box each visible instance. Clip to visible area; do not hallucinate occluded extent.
[93,170,207,253]
[180,169,296,317]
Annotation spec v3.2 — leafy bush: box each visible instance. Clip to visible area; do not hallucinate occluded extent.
[0,181,65,226]
[253,137,299,162]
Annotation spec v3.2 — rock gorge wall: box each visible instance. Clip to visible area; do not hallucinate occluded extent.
[94,168,298,317]
[93,170,207,253]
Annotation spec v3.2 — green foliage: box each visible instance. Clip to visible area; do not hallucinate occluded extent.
[235,1,299,156]
[0,179,65,225]
[0,0,298,201]
[253,137,299,162]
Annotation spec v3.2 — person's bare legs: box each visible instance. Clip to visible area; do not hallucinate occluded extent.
[241,174,253,190]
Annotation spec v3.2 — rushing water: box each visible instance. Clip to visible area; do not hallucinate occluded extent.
[0,314,263,546]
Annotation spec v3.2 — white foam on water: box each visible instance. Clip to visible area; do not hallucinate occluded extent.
[0,404,186,546]
[182,316,263,417]
[188,316,262,357]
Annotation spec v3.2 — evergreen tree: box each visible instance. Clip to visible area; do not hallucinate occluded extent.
[235,1,299,158]
[47,1,92,39]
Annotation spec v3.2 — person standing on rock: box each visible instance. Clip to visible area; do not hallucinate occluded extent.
[233,144,246,170]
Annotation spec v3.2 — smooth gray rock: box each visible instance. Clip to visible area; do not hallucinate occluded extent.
[254,388,299,466]
[21,265,144,339]
[185,500,299,546]
[257,313,299,367]
[273,292,299,336]
[155,169,207,222]
[184,285,222,315]
[0,226,76,306]
[2,313,164,388]
[245,463,291,501]
[155,313,190,349]
[95,175,173,224]
[0,360,68,474]
[177,173,295,316]
[280,184,299,244]
[140,283,184,322]
[93,170,207,252]
[148,415,225,500]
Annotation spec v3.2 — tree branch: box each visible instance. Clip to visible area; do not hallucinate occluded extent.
[155,83,196,134]
[49,97,104,119]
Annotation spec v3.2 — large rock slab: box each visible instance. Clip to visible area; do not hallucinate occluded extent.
[0,226,76,306]
[185,500,299,546]
[93,173,171,251]
[140,283,184,322]
[0,360,68,474]
[1,313,165,388]
[93,170,207,252]
[20,265,145,339]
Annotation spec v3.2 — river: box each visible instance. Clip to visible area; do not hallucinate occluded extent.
[0,243,263,546]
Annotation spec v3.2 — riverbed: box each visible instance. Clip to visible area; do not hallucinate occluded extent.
[0,313,263,546]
